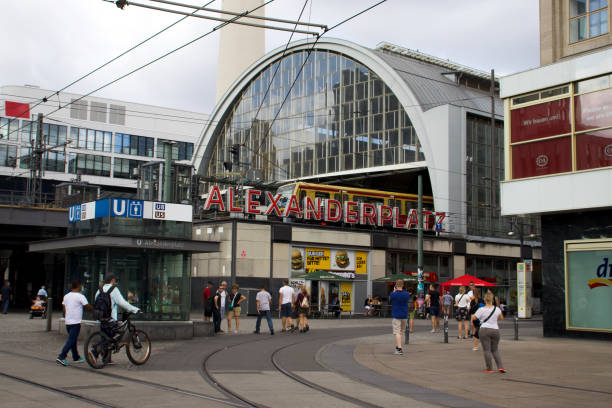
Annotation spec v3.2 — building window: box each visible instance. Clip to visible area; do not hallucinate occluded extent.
[157,139,193,161]
[113,157,142,179]
[0,117,20,141]
[569,0,608,43]
[114,133,154,157]
[70,126,112,152]
[68,153,111,177]
[0,144,18,167]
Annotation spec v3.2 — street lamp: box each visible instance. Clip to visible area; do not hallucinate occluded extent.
[508,218,536,261]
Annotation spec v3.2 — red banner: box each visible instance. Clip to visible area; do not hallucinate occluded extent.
[512,136,572,179]
[4,101,30,119]
[576,128,612,171]
[575,87,612,132]
[511,98,571,143]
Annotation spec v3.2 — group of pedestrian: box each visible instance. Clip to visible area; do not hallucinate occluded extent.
[390,279,505,374]
[203,280,312,335]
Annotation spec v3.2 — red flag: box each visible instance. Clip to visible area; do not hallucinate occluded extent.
[5,101,30,119]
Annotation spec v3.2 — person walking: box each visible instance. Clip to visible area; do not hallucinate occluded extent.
[425,284,441,332]
[254,284,274,335]
[455,286,470,339]
[1,281,12,314]
[469,288,482,350]
[389,279,410,355]
[56,280,94,366]
[442,290,453,318]
[227,284,246,333]
[471,292,505,373]
[212,286,223,334]
[295,285,310,333]
[203,281,213,322]
[219,281,228,332]
[278,280,295,332]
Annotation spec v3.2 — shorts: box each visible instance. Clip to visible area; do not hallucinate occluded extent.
[409,310,415,320]
[456,307,468,321]
[392,318,407,335]
[227,307,241,318]
[430,306,440,317]
[298,307,309,315]
[281,303,292,318]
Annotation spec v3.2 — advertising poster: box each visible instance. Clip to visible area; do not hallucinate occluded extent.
[305,248,331,273]
[517,262,532,318]
[355,251,368,274]
[331,249,356,271]
[566,246,612,332]
[290,247,305,273]
[289,279,306,293]
[340,282,352,312]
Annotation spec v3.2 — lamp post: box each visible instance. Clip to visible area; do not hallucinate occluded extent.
[507,218,536,261]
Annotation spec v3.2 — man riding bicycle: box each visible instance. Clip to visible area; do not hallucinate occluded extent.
[95,273,140,340]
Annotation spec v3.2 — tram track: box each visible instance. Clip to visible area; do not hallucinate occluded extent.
[0,349,247,407]
[201,328,388,408]
[0,371,118,408]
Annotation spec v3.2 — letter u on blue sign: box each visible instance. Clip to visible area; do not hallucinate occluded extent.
[112,199,127,216]
[68,205,81,222]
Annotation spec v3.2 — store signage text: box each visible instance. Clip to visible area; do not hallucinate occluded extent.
[203,185,445,231]
[589,257,612,289]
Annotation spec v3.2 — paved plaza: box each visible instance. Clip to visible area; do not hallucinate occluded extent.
[0,311,610,407]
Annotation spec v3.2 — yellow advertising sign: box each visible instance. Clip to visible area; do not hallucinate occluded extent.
[355,251,368,274]
[340,282,352,311]
[305,248,330,272]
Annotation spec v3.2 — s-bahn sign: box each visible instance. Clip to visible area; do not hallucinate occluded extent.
[203,186,446,231]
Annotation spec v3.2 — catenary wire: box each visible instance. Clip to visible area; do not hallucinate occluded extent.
[0,0,219,131]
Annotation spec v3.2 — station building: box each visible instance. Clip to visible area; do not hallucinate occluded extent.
[501,1,612,337]
[190,38,541,314]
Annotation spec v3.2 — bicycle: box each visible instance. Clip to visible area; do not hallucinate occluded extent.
[84,312,151,369]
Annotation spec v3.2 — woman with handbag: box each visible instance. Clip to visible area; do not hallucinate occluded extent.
[471,292,505,373]
[294,286,310,333]
[454,286,470,339]
[227,284,246,333]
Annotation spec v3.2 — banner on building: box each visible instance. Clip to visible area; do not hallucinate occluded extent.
[355,251,368,274]
[340,282,352,311]
[517,261,532,318]
[305,248,331,272]
[69,199,192,223]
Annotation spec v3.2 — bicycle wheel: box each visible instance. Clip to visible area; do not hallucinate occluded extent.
[126,330,151,365]
[84,332,111,369]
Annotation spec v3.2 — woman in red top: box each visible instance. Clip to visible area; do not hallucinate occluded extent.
[294,286,310,333]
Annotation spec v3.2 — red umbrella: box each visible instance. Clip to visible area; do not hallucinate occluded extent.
[440,274,496,288]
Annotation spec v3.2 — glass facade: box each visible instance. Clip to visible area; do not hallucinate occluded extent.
[157,139,194,161]
[570,0,608,42]
[205,50,425,181]
[466,114,540,238]
[115,133,154,157]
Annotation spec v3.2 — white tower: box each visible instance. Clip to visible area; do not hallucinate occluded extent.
[216,0,266,103]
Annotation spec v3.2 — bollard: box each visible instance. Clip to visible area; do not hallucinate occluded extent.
[514,314,519,340]
[46,298,53,332]
[444,316,449,343]
[405,325,409,344]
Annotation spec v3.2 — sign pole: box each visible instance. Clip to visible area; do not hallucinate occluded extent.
[417,174,424,294]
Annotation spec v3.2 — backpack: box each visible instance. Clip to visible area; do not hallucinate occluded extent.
[94,285,116,321]
[300,295,310,308]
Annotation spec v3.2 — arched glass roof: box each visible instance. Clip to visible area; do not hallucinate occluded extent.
[204,50,425,182]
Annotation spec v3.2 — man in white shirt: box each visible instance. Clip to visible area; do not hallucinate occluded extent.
[254,284,274,335]
[278,280,295,332]
[57,280,93,366]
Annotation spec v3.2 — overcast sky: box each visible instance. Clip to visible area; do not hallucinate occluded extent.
[1,0,539,114]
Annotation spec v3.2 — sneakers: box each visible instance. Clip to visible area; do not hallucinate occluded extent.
[253,330,260,334]
[393,348,404,355]
[484,369,495,374]
[430,329,436,333]
[270,329,275,335]
[498,368,506,373]
[72,357,85,364]
[233,329,238,334]
[56,358,69,366]
[472,347,479,351]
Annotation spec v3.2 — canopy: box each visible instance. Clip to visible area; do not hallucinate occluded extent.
[295,270,353,281]
[440,274,495,288]
[374,274,432,284]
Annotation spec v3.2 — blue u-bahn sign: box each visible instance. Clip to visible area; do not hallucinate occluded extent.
[68,199,191,223]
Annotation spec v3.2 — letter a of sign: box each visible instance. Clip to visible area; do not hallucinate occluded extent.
[203,186,226,212]
[283,195,301,218]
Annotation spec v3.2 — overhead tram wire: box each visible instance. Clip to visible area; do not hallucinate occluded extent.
[0,0,274,143]
[0,0,218,132]
[122,0,320,36]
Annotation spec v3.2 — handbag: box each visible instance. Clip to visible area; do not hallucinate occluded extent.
[454,294,465,321]
[474,307,497,338]
[228,293,236,311]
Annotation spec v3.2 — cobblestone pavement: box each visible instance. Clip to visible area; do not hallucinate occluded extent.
[1,311,608,408]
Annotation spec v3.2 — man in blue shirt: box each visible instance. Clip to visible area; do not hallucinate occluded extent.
[389,279,411,355]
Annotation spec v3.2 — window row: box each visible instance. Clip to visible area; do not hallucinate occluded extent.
[156,139,194,161]
[114,133,154,157]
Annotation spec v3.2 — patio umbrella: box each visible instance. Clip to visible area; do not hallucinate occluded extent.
[295,270,353,281]
[439,274,495,288]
